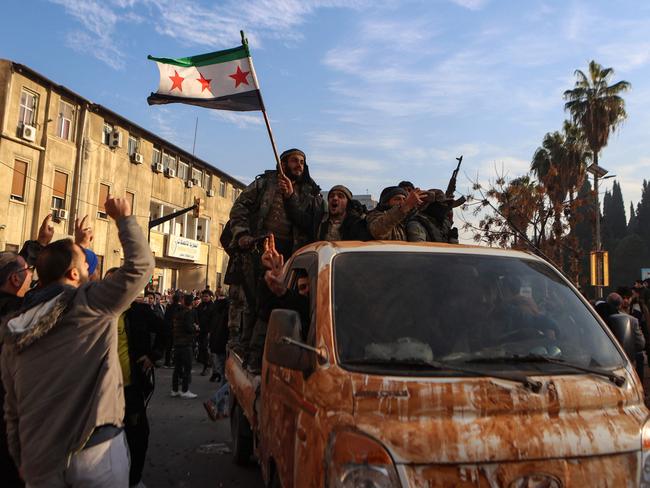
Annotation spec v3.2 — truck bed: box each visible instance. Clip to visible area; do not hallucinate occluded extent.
[225,352,261,430]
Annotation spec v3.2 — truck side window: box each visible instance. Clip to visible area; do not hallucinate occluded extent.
[287,253,317,345]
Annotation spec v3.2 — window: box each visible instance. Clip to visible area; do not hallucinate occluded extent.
[178,160,189,180]
[192,168,203,187]
[52,170,68,210]
[126,191,135,213]
[11,160,28,202]
[152,146,161,166]
[98,183,110,218]
[197,217,210,242]
[203,172,211,191]
[162,151,177,172]
[18,89,37,127]
[102,122,113,145]
[231,187,239,202]
[219,180,226,197]
[128,135,139,156]
[216,272,222,287]
[56,100,75,141]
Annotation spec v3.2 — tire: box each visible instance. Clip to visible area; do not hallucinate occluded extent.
[231,402,253,465]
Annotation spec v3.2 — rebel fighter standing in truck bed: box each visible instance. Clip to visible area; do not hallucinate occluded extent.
[226,148,322,352]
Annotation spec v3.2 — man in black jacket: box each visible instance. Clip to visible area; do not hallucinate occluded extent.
[196,290,215,376]
[287,184,371,242]
[106,267,164,488]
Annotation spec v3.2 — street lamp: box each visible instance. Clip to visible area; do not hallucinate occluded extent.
[586,163,612,299]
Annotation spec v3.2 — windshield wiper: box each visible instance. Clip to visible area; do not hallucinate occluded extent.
[343,357,543,393]
[465,354,625,387]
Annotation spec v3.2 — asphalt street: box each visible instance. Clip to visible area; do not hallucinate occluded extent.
[143,363,264,488]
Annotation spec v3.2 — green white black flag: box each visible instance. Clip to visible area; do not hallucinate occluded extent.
[147,44,263,111]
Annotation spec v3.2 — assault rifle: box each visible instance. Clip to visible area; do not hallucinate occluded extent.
[445,155,466,208]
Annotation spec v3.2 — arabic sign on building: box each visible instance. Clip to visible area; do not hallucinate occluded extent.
[166,234,201,261]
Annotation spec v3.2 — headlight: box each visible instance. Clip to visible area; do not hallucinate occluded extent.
[327,430,401,488]
[640,418,650,487]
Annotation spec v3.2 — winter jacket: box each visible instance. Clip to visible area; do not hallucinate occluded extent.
[124,302,163,395]
[209,298,230,354]
[196,301,215,334]
[229,170,322,252]
[172,308,195,348]
[0,216,154,485]
[286,197,371,242]
[367,205,414,241]
[407,213,458,244]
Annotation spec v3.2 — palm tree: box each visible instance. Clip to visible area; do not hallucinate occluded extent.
[564,60,630,167]
[532,130,568,262]
[531,122,591,269]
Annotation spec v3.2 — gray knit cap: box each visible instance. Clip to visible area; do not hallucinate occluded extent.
[329,185,353,201]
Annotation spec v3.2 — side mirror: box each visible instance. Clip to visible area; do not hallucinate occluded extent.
[265,309,311,371]
[608,313,636,360]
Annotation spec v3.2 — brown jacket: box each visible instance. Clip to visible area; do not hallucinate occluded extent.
[367,205,412,241]
[0,216,154,485]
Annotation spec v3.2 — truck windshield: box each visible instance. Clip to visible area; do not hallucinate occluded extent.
[332,252,625,375]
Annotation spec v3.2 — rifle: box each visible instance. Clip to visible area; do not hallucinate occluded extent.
[445,155,466,208]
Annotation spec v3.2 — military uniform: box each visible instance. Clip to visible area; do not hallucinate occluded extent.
[226,165,321,356]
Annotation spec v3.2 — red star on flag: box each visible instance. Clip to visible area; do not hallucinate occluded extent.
[229,66,250,88]
[196,72,212,93]
[169,70,184,92]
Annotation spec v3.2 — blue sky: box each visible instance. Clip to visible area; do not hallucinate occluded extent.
[2,0,649,234]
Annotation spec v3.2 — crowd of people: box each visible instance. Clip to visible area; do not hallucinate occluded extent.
[1,146,645,487]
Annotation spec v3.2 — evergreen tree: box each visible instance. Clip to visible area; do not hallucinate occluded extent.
[611,234,650,289]
[628,202,638,235]
[602,181,627,251]
[601,189,613,251]
[637,180,650,250]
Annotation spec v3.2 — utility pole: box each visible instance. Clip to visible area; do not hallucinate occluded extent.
[587,163,614,300]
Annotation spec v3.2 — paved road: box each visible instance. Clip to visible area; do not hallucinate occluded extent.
[143,364,264,488]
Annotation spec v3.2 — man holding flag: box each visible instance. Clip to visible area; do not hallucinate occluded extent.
[147,34,323,367]
[227,148,322,368]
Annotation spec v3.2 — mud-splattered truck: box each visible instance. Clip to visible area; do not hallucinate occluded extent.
[226,241,650,487]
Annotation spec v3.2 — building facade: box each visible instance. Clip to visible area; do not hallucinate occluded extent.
[0,59,245,292]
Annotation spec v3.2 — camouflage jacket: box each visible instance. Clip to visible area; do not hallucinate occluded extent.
[229,170,321,252]
[366,205,415,241]
[407,214,457,243]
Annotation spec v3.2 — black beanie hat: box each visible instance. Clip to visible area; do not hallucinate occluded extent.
[379,186,407,206]
[280,148,306,163]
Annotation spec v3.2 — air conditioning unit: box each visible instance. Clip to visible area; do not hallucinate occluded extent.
[186,180,194,188]
[153,163,164,173]
[191,178,200,186]
[21,124,36,142]
[207,188,215,197]
[56,208,69,220]
[131,153,143,164]
[109,129,122,148]
[164,168,176,178]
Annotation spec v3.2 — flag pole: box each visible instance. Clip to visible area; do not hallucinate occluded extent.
[241,30,285,178]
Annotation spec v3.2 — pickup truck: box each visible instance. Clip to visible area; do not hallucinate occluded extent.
[226,241,650,488]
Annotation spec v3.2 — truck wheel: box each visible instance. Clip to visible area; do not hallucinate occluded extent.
[231,402,253,465]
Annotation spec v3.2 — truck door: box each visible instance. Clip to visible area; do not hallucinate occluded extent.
[260,253,317,488]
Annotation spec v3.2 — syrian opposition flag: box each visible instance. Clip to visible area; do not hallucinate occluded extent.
[147,44,263,111]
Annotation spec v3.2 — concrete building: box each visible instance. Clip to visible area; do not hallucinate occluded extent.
[0,59,245,292]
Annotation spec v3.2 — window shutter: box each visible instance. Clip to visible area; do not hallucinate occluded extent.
[11,161,27,197]
[98,183,110,212]
[53,171,67,199]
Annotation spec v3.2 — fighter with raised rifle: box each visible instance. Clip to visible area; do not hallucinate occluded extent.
[406,155,465,244]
